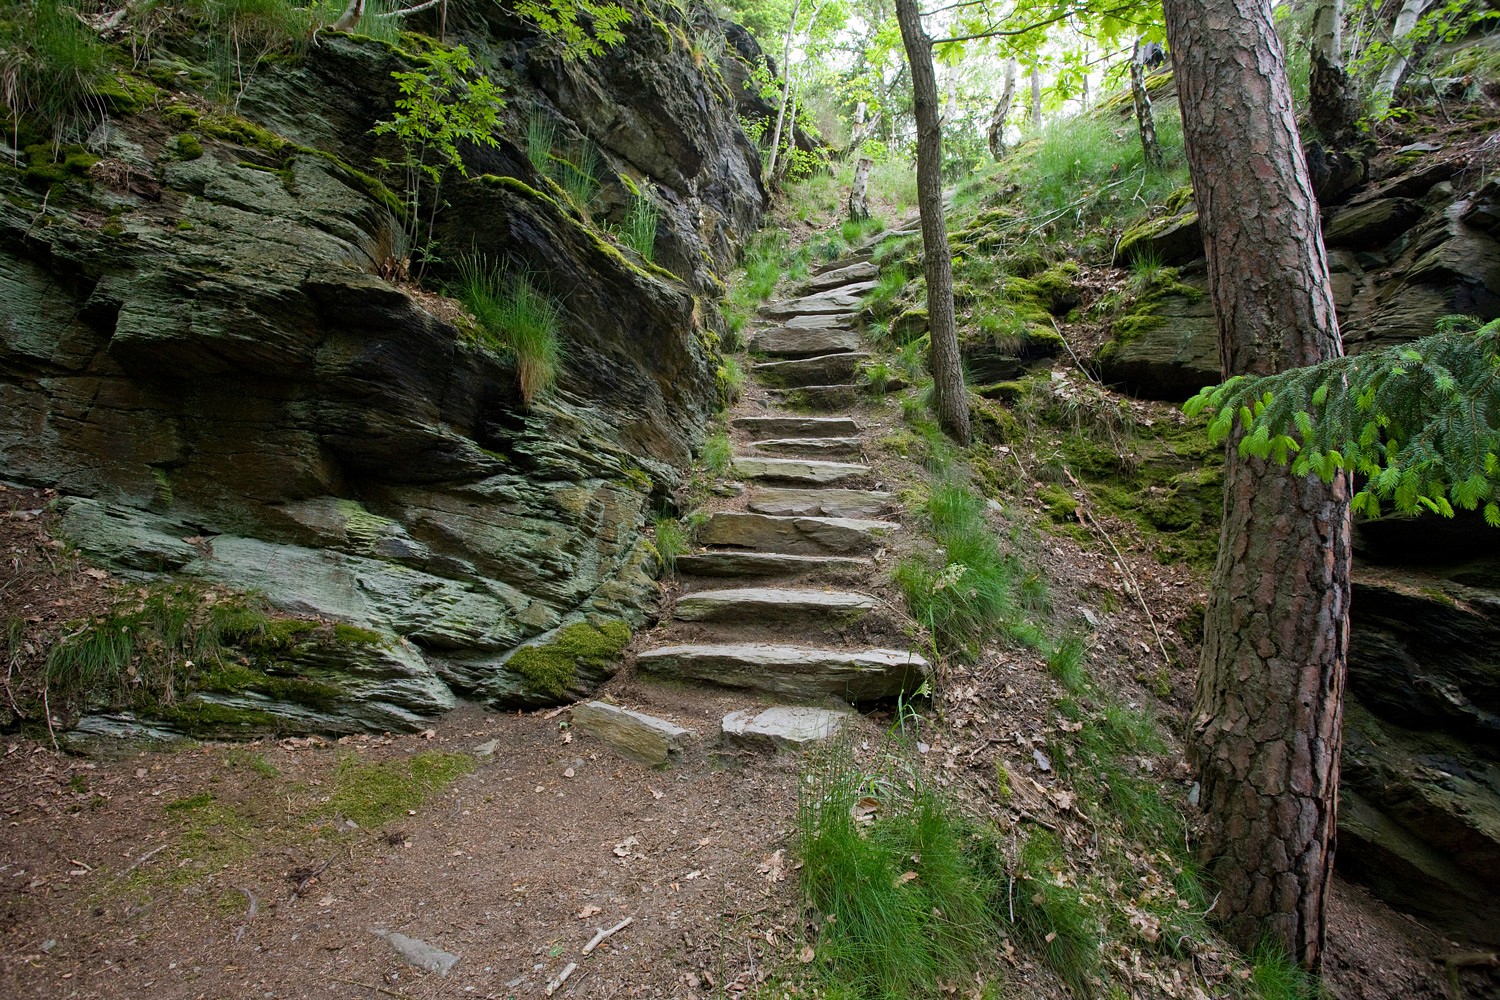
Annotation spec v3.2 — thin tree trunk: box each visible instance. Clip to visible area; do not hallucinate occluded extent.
[848,101,869,156]
[333,0,365,32]
[1162,0,1351,971]
[848,155,872,221]
[1309,0,1359,141]
[764,0,804,183]
[988,58,1017,159]
[1130,39,1163,169]
[1028,65,1042,126]
[894,0,970,445]
[1373,0,1437,106]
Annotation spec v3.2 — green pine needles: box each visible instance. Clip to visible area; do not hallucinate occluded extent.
[1185,316,1500,525]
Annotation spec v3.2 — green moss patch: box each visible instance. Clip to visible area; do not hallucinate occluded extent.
[324,751,475,828]
[506,619,631,698]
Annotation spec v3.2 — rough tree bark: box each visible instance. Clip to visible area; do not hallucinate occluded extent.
[894,0,971,445]
[1309,0,1360,142]
[1130,39,1164,169]
[987,57,1017,159]
[847,156,873,221]
[1162,0,1352,970]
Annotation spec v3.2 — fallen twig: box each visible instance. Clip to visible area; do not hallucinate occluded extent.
[332,977,412,999]
[107,843,169,885]
[545,961,578,995]
[581,916,633,955]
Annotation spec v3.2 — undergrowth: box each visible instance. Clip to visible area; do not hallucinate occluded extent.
[453,254,564,401]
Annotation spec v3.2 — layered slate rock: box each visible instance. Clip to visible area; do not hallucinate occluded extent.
[722,706,852,749]
[753,352,869,387]
[801,261,878,293]
[732,416,860,438]
[749,437,863,459]
[761,282,879,318]
[637,644,927,702]
[732,457,870,486]
[570,701,695,765]
[698,512,895,555]
[748,324,861,357]
[675,587,877,624]
[674,552,875,577]
[0,12,766,732]
[748,487,896,518]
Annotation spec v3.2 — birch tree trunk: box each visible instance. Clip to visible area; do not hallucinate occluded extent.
[894,0,970,445]
[1130,39,1163,169]
[988,58,1017,159]
[1309,0,1360,141]
[848,155,873,221]
[1162,0,1351,970]
[764,0,804,183]
[1373,0,1438,107]
[1028,65,1042,126]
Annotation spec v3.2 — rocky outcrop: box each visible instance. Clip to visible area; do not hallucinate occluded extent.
[0,4,766,733]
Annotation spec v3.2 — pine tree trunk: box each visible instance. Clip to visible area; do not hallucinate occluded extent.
[988,58,1017,159]
[894,0,970,445]
[1162,0,1351,971]
[1131,40,1164,169]
[848,156,873,221]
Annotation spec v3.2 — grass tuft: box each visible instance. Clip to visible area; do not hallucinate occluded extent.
[652,517,689,577]
[453,254,564,402]
[699,430,732,474]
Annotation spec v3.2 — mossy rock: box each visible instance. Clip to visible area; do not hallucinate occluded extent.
[505,619,632,700]
[1117,210,1202,266]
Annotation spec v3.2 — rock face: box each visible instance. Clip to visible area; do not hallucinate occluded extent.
[0,6,766,732]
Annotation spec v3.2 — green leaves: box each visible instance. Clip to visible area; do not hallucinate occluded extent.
[515,0,630,60]
[1184,316,1500,525]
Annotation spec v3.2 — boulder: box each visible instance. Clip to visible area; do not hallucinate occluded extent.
[570,701,695,765]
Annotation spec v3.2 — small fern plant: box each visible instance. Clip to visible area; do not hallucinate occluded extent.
[1185,315,1500,525]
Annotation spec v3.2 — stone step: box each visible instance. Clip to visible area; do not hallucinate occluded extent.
[570,701,695,765]
[812,251,873,274]
[748,323,860,359]
[699,511,896,555]
[750,437,862,459]
[732,415,861,439]
[748,487,896,519]
[675,587,878,625]
[753,351,868,388]
[800,261,878,294]
[768,384,859,410]
[636,643,928,702]
[722,706,852,749]
[760,282,877,320]
[675,551,876,578]
[733,456,870,486]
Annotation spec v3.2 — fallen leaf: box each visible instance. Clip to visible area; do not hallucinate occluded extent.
[756,850,786,884]
[1032,749,1052,772]
[1051,790,1075,811]
[798,945,815,964]
[576,905,602,920]
[894,871,918,887]
[82,568,108,580]
[850,796,880,825]
[613,835,638,858]
[649,786,664,800]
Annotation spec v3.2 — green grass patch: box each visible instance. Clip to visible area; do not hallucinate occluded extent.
[699,430,732,474]
[894,477,1048,660]
[1011,829,1105,992]
[652,517,689,577]
[798,743,1002,997]
[453,254,565,402]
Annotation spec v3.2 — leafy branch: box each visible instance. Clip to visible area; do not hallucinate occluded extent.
[1184,316,1500,525]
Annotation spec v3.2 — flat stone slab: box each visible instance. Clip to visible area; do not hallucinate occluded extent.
[751,437,862,458]
[675,552,877,578]
[373,930,460,975]
[761,282,878,319]
[733,415,860,438]
[700,511,896,555]
[748,487,896,519]
[768,384,859,410]
[748,324,861,358]
[802,261,878,293]
[753,351,869,388]
[733,456,870,485]
[637,644,928,702]
[570,701,694,765]
[723,706,853,749]
[675,587,877,624]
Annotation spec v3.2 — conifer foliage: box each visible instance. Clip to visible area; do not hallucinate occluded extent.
[1186,317,1500,526]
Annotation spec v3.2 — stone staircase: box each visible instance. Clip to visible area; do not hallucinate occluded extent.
[570,246,929,758]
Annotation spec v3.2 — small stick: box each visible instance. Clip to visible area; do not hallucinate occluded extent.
[545,961,578,995]
[332,977,412,999]
[581,916,634,955]
[108,843,168,885]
